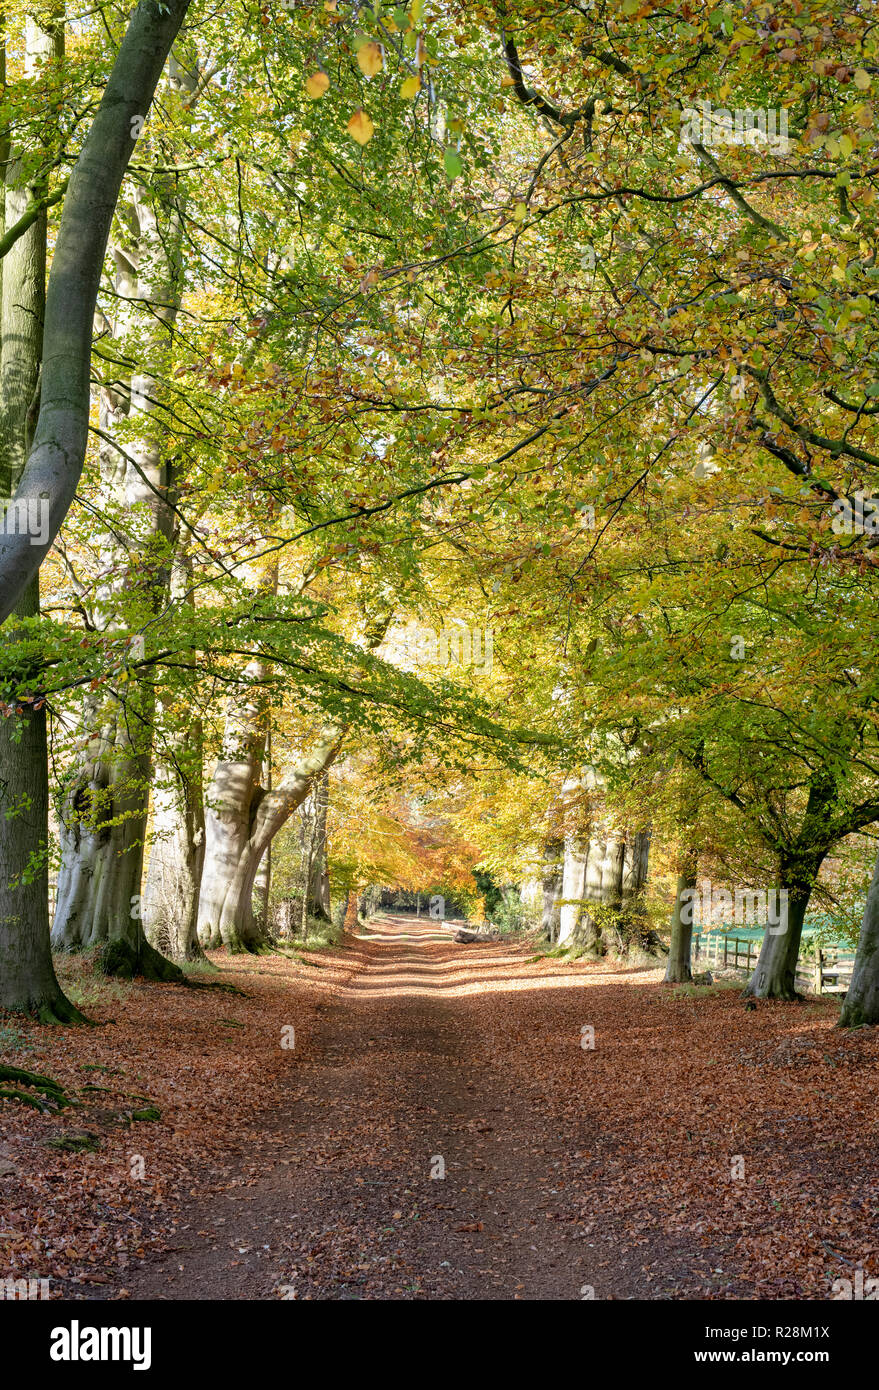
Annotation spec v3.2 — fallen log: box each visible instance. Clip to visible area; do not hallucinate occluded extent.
[454,927,501,943]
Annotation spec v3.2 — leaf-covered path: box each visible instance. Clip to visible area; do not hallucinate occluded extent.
[117,913,704,1301]
[121,913,629,1300]
[5,914,879,1301]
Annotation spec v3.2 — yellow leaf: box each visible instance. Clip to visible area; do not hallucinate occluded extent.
[854,68,871,90]
[347,109,375,145]
[357,42,383,77]
[400,73,421,98]
[512,202,527,222]
[305,71,330,100]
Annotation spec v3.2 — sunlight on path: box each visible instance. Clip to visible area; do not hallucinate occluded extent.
[339,912,664,999]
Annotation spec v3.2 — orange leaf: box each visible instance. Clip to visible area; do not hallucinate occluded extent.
[347,109,375,145]
[305,72,330,100]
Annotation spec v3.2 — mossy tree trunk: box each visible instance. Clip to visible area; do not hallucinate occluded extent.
[0,13,83,1020]
[664,856,698,984]
[744,773,836,1000]
[743,851,824,1001]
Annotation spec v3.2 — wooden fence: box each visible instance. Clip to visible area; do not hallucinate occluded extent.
[692,932,856,996]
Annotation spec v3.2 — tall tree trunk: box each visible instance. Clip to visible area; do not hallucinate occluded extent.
[52,55,196,978]
[0,0,193,624]
[252,730,272,935]
[744,853,823,1000]
[557,832,604,953]
[622,830,650,903]
[306,771,331,921]
[745,774,835,1000]
[0,13,82,1020]
[540,837,563,943]
[0,659,81,1018]
[198,695,342,953]
[143,723,205,962]
[664,856,698,984]
[142,548,205,961]
[839,846,879,1027]
[601,836,626,913]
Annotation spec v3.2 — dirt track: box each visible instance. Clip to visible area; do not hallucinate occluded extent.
[119,914,690,1300]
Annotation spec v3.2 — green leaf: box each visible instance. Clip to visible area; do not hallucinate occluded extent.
[444,148,463,180]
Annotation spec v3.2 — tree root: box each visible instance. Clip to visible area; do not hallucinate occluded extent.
[0,1065,72,1110]
[0,1087,54,1109]
[0,986,91,1025]
[96,936,253,995]
[223,939,275,956]
[36,995,91,1025]
[97,937,184,983]
[45,1133,100,1153]
[182,978,249,996]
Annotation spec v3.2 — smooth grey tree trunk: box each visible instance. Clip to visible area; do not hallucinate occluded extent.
[52,54,196,979]
[143,548,206,962]
[557,831,604,953]
[558,822,653,957]
[840,846,879,1027]
[622,830,650,903]
[744,878,814,1001]
[0,0,193,625]
[0,14,82,1020]
[198,698,342,952]
[142,723,205,961]
[540,838,563,942]
[743,844,824,1001]
[252,733,272,935]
